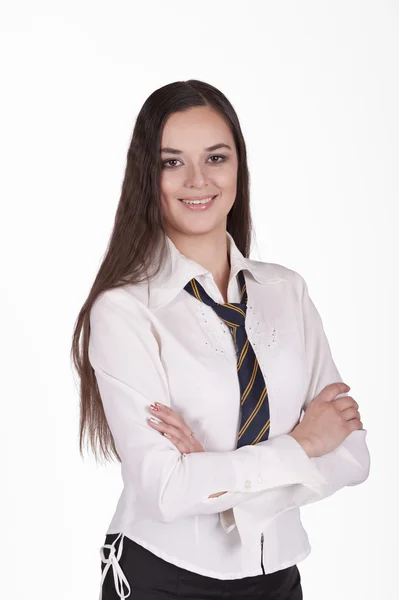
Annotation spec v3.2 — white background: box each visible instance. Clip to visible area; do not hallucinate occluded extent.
[1,1,397,598]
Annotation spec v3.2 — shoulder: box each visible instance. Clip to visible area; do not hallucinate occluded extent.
[90,282,151,326]
[249,258,307,290]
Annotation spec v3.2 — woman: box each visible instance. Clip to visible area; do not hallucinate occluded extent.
[71,79,370,599]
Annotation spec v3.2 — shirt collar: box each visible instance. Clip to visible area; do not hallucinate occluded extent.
[147,231,272,310]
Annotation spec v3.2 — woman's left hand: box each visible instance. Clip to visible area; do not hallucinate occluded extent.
[148,403,227,498]
[148,403,205,454]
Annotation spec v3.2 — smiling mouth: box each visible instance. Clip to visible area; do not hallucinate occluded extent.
[178,195,217,205]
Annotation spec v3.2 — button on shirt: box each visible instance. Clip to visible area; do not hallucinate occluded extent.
[88,231,370,579]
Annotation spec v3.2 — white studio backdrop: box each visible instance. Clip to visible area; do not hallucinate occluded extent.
[1,1,397,598]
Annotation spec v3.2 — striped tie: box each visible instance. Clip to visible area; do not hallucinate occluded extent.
[184,269,270,447]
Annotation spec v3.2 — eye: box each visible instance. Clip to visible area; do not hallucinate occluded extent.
[161,154,227,169]
[162,158,182,169]
[208,154,227,164]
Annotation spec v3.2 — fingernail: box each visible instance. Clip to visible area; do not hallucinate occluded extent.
[149,417,160,424]
[163,432,171,439]
[150,404,159,411]
[155,402,164,408]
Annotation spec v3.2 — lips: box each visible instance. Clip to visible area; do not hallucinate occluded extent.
[179,195,216,201]
[178,195,217,203]
[178,194,218,210]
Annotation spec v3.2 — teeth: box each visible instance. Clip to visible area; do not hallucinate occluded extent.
[181,196,214,205]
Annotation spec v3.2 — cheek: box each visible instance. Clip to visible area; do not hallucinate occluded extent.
[216,171,238,201]
[214,162,237,187]
[160,173,181,216]
[160,171,180,195]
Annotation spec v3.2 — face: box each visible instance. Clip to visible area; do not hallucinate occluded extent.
[159,106,238,238]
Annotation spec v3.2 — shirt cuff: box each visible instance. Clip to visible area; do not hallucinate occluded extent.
[232,433,328,493]
[217,435,327,538]
[219,508,236,533]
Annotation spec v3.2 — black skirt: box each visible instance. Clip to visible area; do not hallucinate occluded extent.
[99,532,303,600]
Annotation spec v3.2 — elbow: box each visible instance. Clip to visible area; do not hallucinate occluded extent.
[354,459,371,486]
[147,496,186,524]
[136,454,187,523]
[134,488,181,523]
[340,429,371,487]
[349,447,371,486]
[149,497,180,523]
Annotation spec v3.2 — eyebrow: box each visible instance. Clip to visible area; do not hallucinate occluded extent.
[160,143,232,154]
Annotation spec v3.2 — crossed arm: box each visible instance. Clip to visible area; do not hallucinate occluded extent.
[88,274,370,543]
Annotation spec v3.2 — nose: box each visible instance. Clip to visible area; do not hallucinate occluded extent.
[184,162,207,189]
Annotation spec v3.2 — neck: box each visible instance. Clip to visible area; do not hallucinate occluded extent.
[166,226,231,302]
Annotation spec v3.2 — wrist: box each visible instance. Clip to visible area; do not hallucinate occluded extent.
[208,491,227,498]
[289,431,316,458]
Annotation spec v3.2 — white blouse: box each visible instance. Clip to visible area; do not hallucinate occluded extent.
[89,231,370,586]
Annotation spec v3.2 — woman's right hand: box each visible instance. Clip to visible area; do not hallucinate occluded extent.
[289,382,363,458]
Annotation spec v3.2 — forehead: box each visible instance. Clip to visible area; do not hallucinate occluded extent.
[161,106,234,147]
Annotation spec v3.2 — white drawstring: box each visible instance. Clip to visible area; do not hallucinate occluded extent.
[99,533,131,599]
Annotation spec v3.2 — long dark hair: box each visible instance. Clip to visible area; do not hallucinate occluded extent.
[70,79,254,463]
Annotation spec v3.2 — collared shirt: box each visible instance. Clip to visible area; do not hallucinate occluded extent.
[89,231,370,581]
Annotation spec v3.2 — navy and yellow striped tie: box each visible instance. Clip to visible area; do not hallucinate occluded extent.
[184,269,270,447]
